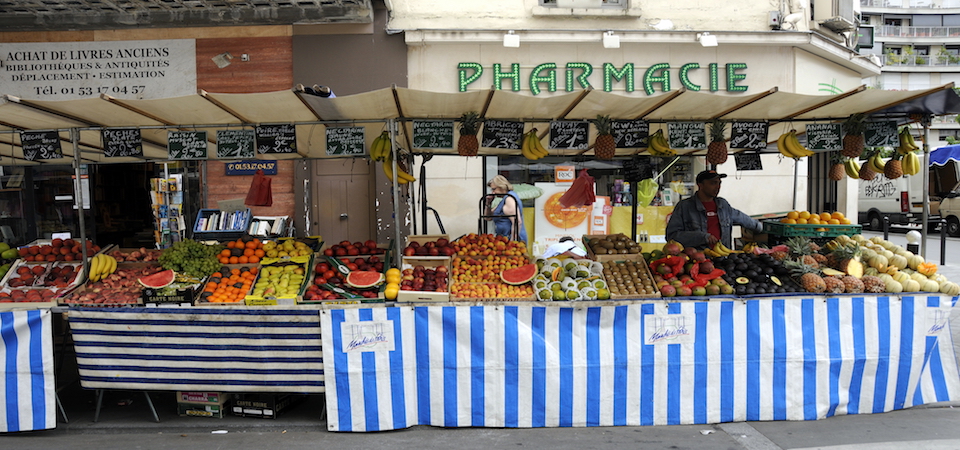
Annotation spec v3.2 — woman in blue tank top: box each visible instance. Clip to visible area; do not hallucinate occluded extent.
[484,175,527,243]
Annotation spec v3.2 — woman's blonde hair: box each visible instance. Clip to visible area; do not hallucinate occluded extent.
[488,175,513,191]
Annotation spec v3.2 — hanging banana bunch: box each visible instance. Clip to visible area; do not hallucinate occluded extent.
[369,131,391,162]
[647,129,677,156]
[382,151,416,185]
[843,157,861,179]
[896,126,920,155]
[776,130,814,158]
[520,129,549,160]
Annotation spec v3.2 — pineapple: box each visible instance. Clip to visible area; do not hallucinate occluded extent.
[858,164,877,181]
[825,243,864,278]
[457,111,482,156]
[785,236,813,260]
[592,115,616,160]
[812,253,828,265]
[861,275,885,294]
[808,241,821,253]
[841,275,864,294]
[771,250,788,261]
[841,113,866,158]
[801,255,820,269]
[884,154,903,180]
[706,119,728,165]
[785,259,827,293]
[823,276,845,294]
[828,154,845,181]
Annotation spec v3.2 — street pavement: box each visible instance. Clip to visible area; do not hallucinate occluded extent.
[5,228,960,449]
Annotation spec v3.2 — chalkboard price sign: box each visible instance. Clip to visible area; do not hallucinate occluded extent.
[256,124,297,154]
[612,119,648,148]
[168,131,208,160]
[101,128,143,157]
[480,120,524,150]
[413,120,454,149]
[667,122,707,149]
[729,121,769,150]
[865,121,898,147]
[325,126,366,156]
[734,152,763,171]
[20,131,62,161]
[216,130,255,159]
[549,121,589,150]
[622,156,654,182]
[805,124,842,151]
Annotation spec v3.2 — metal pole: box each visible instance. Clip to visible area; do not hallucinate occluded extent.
[793,158,799,211]
[883,215,889,241]
[921,117,931,258]
[389,119,402,267]
[941,218,947,266]
[631,180,638,243]
[71,128,90,280]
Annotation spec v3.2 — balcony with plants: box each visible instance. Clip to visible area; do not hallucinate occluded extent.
[884,46,960,65]
[862,0,960,8]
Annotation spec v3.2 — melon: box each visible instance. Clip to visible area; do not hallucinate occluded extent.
[500,264,538,285]
[346,271,384,289]
[138,269,175,288]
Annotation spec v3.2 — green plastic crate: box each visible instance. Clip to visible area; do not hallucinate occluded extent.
[762,220,862,238]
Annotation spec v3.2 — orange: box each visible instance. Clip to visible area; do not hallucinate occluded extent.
[796,218,808,224]
[828,219,840,225]
[239,256,249,264]
[831,211,845,220]
[818,212,831,221]
[787,211,799,220]
[254,249,265,258]
[220,249,231,257]
[229,256,239,264]
[798,211,811,220]
[784,218,797,224]
[248,255,260,264]
[231,269,241,276]
[227,241,236,249]
[253,238,261,247]
[840,218,851,224]
[243,248,254,257]
[808,217,820,224]
[219,256,229,264]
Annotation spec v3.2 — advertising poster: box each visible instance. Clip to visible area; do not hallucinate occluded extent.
[533,182,594,256]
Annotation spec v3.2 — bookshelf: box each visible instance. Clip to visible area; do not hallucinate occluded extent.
[150,173,185,249]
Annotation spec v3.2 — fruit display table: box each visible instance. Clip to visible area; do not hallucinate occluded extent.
[318,294,960,432]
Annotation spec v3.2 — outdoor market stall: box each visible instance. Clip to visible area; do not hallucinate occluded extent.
[2,84,960,432]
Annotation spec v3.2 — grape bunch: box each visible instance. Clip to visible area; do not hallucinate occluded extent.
[159,239,224,279]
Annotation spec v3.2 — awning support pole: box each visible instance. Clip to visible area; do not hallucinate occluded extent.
[922,117,931,258]
[389,119,402,266]
[793,159,799,211]
[71,128,90,280]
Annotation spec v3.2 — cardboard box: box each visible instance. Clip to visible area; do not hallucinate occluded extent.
[177,391,229,404]
[396,257,451,303]
[142,284,199,306]
[404,234,450,248]
[231,393,305,419]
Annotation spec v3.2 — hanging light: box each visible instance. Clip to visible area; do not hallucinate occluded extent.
[503,30,520,48]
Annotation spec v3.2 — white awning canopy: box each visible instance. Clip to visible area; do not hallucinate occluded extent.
[1,84,959,165]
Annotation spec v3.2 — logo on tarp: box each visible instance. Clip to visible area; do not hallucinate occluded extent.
[342,320,395,353]
[644,314,694,345]
[927,308,949,336]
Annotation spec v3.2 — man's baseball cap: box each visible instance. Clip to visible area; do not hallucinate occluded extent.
[696,170,728,183]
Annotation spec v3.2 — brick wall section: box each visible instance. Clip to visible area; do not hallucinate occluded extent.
[205,160,295,218]
[196,35,295,220]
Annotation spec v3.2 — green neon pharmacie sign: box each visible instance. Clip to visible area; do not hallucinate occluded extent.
[457,62,748,95]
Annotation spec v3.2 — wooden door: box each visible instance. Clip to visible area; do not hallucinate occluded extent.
[311,159,375,245]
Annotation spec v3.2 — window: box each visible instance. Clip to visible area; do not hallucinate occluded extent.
[939,129,960,142]
[540,0,624,6]
[915,46,930,56]
[885,19,902,26]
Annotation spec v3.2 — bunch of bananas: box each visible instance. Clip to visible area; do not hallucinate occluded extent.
[382,152,416,184]
[647,129,677,156]
[703,241,741,258]
[520,130,548,160]
[843,158,862,179]
[895,127,922,176]
[896,127,920,155]
[776,131,815,158]
[865,153,886,173]
[88,253,117,282]
[370,131,416,184]
[369,131,392,162]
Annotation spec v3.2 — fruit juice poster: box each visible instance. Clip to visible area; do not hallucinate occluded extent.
[533,182,592,251]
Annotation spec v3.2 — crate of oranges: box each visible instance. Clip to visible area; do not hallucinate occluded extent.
[217,237,266,265]
[764,210,861,238]
[196,265,259,305]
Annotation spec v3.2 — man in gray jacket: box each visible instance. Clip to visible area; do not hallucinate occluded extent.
[665,170,763,249]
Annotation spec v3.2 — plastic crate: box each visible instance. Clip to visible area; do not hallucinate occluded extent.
[762,220,862,238]
[193,208,251,242]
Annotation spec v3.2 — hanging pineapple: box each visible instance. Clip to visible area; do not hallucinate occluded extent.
[884,152,903,180]
[858,153,877,181]
[841,113,866,158]
[592,115,616,160]
[457,111,482,156]
[705,119,728,165]
[828,154,845,181]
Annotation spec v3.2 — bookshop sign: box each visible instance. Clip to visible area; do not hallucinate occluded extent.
[225,160,277,176]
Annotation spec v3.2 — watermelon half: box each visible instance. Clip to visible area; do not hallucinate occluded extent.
[346,271,384,289]
[500,264,538,285]
[139,269,176,288]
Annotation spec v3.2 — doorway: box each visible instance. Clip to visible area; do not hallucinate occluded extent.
[310,158,375,245]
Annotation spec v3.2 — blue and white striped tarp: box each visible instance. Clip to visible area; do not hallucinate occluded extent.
[0,309,55,433]
[319,295,960,432]
[70,307,324,393]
